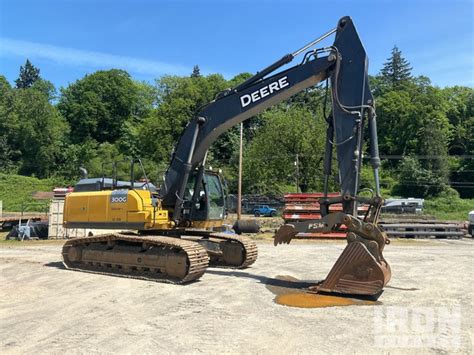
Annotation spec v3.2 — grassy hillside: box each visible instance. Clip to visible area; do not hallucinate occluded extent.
[424,197,474,221]
[0,174,60,212]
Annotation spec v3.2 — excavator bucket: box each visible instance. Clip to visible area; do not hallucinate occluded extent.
[274,212,391,296]
[312,240,391,296]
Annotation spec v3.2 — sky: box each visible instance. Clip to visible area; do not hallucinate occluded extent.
[0,0,473,89]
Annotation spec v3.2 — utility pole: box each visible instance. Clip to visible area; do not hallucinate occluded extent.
[295,153,299,193]
[237,122,243,220]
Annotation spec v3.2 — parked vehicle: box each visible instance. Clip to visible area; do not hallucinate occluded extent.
[381,198,424,214]
[253,205,277,217]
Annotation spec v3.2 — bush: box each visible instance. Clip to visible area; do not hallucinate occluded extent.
[0,173,61,212]
[392,156,448,198]
[424,196,474,221]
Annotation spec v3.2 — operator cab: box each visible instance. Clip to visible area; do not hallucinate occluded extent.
[183,170,226,223]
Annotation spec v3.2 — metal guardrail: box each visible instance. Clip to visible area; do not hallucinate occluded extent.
[380,221,466,239]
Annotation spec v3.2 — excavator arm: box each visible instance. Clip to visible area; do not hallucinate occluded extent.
[159,16,391,296]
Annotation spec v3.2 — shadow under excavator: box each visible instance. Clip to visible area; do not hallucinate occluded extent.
[44,262,418,295]
[206,268,418,302]
[44,261,66,269]
[205,269,317,290]
[385,285,419,291]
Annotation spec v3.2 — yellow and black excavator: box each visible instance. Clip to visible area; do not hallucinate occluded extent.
[62,16,391,296]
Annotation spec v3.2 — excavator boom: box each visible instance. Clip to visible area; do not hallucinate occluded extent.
[157,16,391,295]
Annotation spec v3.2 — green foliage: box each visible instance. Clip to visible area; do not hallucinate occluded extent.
[375,73,454,192]
[54,141,97,182]
[208,126,240,165]
[242,106,326,194]
[12,88,69,177]
[392,156,448,197]
[58,69,139,143]
[451,156,474,199]
[0,76,18,171]
[15,59,40,89]
[0,76,69,178]
[31,79,57,102]
[415,86,452,181]
[0,136,16,172]
[376,81,452,159]
[0,173,60,212]
[376,90,417,155]
[442,86,474,197]
[86,142,127,177]
[0,45,472,205]
[424,196,474,221]
[374,48,457,194]
[138,73,231,165]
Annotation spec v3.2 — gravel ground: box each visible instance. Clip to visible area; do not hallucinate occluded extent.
[0,238,473,354]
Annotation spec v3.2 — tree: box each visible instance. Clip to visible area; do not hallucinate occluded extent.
[15,59,40,89]
[413,86,452,182]
[376,90,418,157]
[442,86,474,154]
[0,136,15,171]
[115,81,157,158]
[31,79,57,102]
[131,80,156,120]
[392,156,447,197]
[375,73,453,196]
[227,72,264,142]
[191,65,201,78]
[450,116,474,198]
[58,69,139,144]
[439,86,474,197]
[380,46,412,85]
[242,106,326,194]
[1,74,68,176]
[138,73,229,165]
[12,88,69,177]
[0,76,19,170]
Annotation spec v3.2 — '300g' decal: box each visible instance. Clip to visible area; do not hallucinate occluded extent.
[111,196,127,203]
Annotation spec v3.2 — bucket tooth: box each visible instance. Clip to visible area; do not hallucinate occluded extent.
[314,241,391,296]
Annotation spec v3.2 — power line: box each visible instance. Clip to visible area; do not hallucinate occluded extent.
[377,155,474,159]
[395,181,474,187]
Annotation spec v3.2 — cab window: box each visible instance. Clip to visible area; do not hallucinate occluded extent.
[204,174,224,220]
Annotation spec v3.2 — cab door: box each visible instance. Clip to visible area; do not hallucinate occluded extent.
[203,173,225,220]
